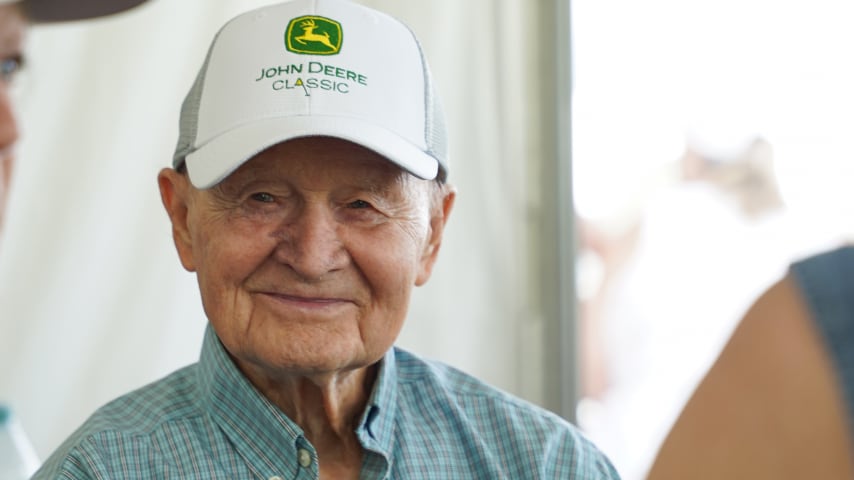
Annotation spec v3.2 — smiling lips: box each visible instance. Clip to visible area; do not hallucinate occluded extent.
[259,291,355,309]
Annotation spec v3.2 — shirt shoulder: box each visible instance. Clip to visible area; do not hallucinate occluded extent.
[32,363,205,479]
[790,246,854,376]
[790,245,854,438]
[392,348,621,479]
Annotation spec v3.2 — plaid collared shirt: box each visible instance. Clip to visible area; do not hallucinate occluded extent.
[34,325,620,479]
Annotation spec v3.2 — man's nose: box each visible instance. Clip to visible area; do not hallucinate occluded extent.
[272,203,348,281]
[0,84,20,152]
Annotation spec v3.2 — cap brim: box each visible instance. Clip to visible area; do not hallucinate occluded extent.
[14,0,148,23]
[184,116,440,189]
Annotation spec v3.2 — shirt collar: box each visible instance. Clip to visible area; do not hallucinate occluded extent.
[356,347,398,455]
[197,324,307,477]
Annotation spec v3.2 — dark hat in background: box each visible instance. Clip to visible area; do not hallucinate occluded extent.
[0,0,149,23]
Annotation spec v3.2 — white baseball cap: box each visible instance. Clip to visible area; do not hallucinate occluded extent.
[174,0,449,189]
[0,0,149,23]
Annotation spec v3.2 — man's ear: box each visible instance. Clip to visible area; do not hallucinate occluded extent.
[415,185,456,286]
[158,168,197,272]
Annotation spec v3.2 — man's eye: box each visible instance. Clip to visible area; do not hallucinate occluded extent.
[0,55,23,83]
[250,192,275,203]
[348,199,372,209]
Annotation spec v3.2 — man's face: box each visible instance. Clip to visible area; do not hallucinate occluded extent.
[160,137,452,380]
[0,5,24,233]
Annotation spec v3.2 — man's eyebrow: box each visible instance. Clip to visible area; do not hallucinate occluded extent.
[207,179,246,201]
[349,174,412,200]
[208,169,265,195]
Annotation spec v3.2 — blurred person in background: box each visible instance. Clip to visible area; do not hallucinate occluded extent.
[577,130,796,479]
[0,2,24,229]
[648,244,854,479]
[0,0,149,234]
[0,1,149,477]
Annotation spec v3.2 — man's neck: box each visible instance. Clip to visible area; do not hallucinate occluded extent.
[238,360,378,450]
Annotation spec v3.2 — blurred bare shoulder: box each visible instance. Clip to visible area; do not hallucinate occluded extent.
[647,274,854,480]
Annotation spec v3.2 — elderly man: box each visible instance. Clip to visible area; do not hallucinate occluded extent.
[34,1,620,478]
[0,0,149,232]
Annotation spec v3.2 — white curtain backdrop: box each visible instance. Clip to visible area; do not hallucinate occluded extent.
[0,0,562,460]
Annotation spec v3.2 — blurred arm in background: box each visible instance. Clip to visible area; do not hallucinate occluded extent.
[648,246,854,479]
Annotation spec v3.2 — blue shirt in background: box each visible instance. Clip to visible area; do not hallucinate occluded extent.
[791,245,854,444]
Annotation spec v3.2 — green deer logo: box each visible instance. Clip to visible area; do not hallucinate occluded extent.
[285,16,342,55]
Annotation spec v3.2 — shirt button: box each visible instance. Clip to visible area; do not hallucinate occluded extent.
[297,448,312,468]
[269,477,283,480]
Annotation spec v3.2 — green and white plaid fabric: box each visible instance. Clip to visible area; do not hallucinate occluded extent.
[34,325,620,479]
